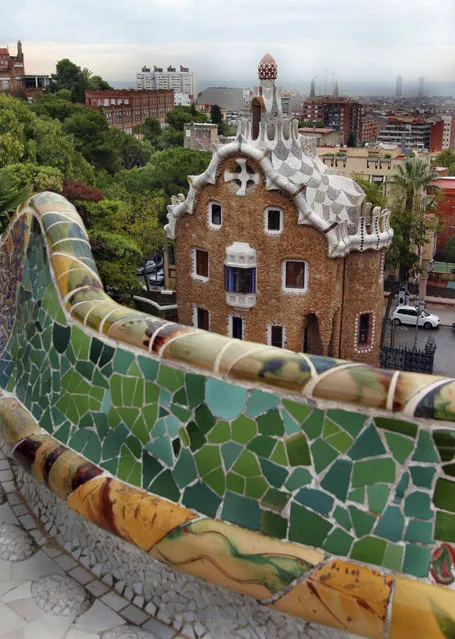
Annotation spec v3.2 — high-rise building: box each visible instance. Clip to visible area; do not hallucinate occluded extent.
[301,96,363,145]
[418,76,425,98]
[309,78,315,98]
[377,116,431,149]
[333,79,339,98]
[395,75,403,98]
[136,65,195,104]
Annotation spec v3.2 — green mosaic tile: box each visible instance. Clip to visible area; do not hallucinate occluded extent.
[245,390,280,417]
[170,403,192,423]
[270,441,288,465]
[310,439,338,474]
[185,373,206,408]
[194,404,216,434]
[183,482,221,518]
[226,472,245,493]
[435,511,455,542]
[351,537,387,566]
[405,520,433,544]
[53,421,71,444]
[374,506,404,542]
[322,528,354,555]
[145,437,174,467]
[281,399,312,424]
[286,432,310,466]
[382,543,404,571]
[403,544,431,578]
[348,487,365,505]
[149,469,180,502]
[221,491,261,530]
[159,388,171,407]
[327,409,366,437]
[333,506,352,532]
[295,488,334,515]
[102,425,128,460]
[410,466,436,488]
[221,442,242,469]
[443,463,455,477]
[142,451,164,488]
[434,478,455,512]
[117,444,141,486]
[289,503,332,547]
[257,409,284,437]
[207,421,231,443]
[260,511,287,539]
[285,468,312,491]
[349,505,376,537]
[321,459,352,501]
[136,355,158,381]
[281,409,301,435]
[205,378,248,419]
[352,458,395,487]
[301,410,324,439]
[412,430,439,463]
[325,431,353,453]
[367,484,391,514]
[232,450,261,477]
[52,323,70,354]
[158,365,184,392]
[247,435,276,457]
[322,418,340,438]
[261,488,290,512]
[68,430,101,464]
[433,429,455,462]
[374,416,417,438]
[245,476,268,499]
[205,468,226,496]
[112,350,135,376]
[127,361,142,378]
[173,387,188,406]
[259,457,288,488]
[393,471,410,504]
[384,432,414,464]
[348,423,386,460]
[404,491,433,519]
[231,415,257,443]
[194,445,222,476]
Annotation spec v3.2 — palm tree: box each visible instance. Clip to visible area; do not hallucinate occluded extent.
[0,168,32,233]
[388,158,436,282]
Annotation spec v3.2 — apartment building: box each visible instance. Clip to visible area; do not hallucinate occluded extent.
[136,65,194,104]
[301,96,363,145]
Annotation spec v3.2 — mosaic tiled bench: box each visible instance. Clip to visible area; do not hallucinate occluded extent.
[1,192,455,638]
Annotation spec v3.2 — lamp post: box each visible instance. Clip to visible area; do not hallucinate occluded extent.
[413,296,425,350]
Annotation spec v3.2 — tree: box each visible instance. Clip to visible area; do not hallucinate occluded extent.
[50,59,86,103]
[165,106,207,131]
[210,104,223,126]
[0,168,32,231]
[441,236,455,263]
[4,163,63,194]
[352,173,386,209]
[30,93,79,122]
[110,129,153,169]
[387,158,436,282]
[134,117,161,145]
[434,149,455,176]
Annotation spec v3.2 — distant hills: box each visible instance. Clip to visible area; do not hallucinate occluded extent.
[110,79,455,98]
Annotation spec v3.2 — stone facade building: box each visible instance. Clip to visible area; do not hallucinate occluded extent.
[166,55,393,365]
[85,89,174,132]
[0,41,24,91]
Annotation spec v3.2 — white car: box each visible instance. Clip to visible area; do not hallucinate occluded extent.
[392,305,440,329]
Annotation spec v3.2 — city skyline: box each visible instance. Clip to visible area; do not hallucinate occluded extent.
[1,0,454,85]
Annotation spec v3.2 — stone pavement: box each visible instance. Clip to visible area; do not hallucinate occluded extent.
[0,450,357,639]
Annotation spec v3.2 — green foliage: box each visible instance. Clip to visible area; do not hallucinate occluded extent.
[210,104,223,126]
[30,93,78,122]
[298,119,324,128]
[0,167,32,231]
[50,58,113,103]
[434,148,455,176]
[4,163,63,194]
[352,173,386,208]
[134,117,161,145]
[440,237,455,263]
[165,106,207,131]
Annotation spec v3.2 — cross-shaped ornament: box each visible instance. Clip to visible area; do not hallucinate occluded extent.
[224,159,260,196]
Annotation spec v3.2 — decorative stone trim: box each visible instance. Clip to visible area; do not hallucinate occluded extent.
[354,310,376,354]
[266,322,287,348]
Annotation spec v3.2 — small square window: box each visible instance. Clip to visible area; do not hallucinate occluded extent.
[285,261,306,289]
[270,325,283,348]
[194,249,208,278]
[268,209,281,231]
[197,307,209,330]
[211,203,222,226]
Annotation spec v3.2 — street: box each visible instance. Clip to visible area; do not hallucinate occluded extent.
[383,323,455,377]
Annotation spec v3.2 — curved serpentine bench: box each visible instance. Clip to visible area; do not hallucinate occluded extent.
[1,191,455,638]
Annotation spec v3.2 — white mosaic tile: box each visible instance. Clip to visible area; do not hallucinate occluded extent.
[31,574,92,617]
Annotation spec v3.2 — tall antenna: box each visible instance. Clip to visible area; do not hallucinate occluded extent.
[331,72,335,93]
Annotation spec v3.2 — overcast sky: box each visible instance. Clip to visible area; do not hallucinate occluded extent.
[2,0,454,87]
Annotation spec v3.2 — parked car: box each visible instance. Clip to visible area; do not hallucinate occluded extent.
[147,269,164,287]
[136,256,164,276]
[392,306,440,329]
